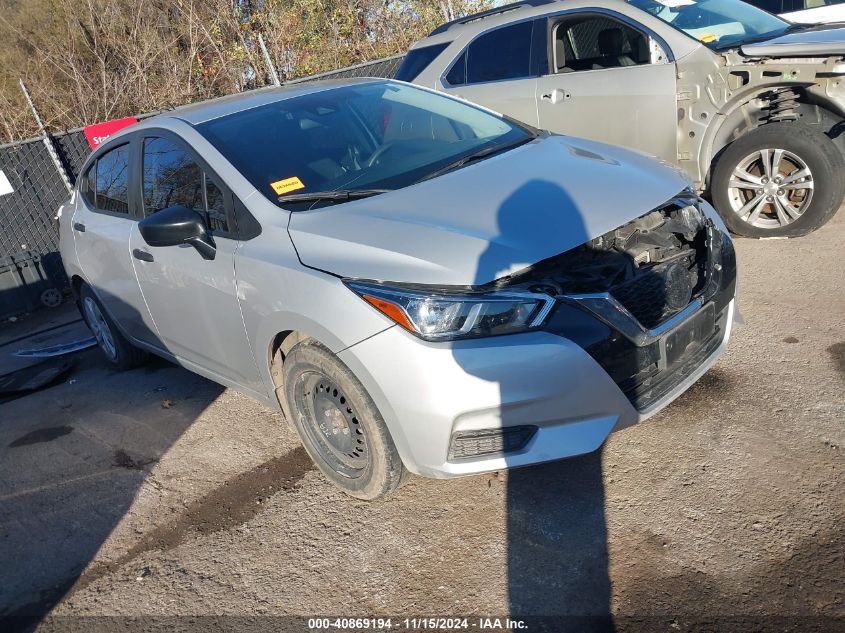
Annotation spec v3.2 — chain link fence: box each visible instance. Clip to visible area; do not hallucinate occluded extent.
[0,55,403,316]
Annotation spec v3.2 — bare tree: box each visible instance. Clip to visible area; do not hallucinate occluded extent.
[0,0,491,143]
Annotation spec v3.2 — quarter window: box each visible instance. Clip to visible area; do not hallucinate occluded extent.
[448,21,534,85]
[142,136,229,233]
[82,163,97,208]
[205,178,228,233]
[395,43,450,82]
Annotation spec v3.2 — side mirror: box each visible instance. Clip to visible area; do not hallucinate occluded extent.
[138,205,216,260]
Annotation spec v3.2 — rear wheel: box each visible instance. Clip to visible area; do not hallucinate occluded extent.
[281,341,406,500]
[79,284,147,370]
[711,122,845,237]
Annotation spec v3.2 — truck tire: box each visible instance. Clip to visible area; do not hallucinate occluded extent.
[711,122,845,237]
[79,284,148,370]
[282,340,406,500]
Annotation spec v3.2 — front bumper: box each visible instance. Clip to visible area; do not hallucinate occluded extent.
[337,298,735,478]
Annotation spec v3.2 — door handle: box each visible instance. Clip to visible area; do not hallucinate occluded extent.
[541,89,570,105]
[132,249,154,263]
[73,222,86,232]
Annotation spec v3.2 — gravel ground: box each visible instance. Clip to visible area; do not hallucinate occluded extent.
[0,212,843,632]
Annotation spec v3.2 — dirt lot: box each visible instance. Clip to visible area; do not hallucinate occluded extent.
[0,212,843,632]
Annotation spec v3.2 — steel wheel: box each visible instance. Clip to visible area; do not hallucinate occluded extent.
[294,372,368,478]
[82,295,117,361]
[282,341,406,499]
[727,148,814,230]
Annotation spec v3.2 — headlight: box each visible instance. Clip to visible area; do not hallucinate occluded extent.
[345,281,555,341]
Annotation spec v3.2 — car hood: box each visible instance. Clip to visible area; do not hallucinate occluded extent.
[740,25,845,56]
[288,136,690,286]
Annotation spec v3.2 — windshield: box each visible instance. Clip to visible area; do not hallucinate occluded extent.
[627,0,790,49]
[196,81,532,208]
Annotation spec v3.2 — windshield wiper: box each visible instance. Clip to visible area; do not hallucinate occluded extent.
[278,189,390,205]
[414,137,532,185]
[785,21,843,32]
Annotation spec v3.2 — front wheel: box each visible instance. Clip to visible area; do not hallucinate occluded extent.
[711,122,845,238]
[281,341,407,500]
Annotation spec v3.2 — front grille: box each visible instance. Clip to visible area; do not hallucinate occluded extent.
[448,426,536,460]
[509,197,715,332]
[544,220,737,412]
[610,269,675,329]
[608,211,710,330]
[622,307,728,410]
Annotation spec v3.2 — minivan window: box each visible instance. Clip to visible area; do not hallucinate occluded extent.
[395,43,450,82]
[448,21,534,85]
[142,136,229,232]
[196,81,533,207]
[91,144,131,214]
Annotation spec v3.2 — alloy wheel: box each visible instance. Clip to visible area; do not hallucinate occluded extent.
[82,296,117,361]
[727,148,814,229]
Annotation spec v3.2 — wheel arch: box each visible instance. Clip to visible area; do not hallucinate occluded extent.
[257,311,361,412]
[700,86,845,192]
[268,330,311,386]
[70,274,86,301]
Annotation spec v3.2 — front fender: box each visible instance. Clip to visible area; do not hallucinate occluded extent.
[236,223,396,405]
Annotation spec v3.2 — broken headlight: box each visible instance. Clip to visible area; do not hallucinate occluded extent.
[345,281,555,341]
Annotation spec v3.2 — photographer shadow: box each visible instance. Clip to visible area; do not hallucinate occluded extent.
[451,179,624,632]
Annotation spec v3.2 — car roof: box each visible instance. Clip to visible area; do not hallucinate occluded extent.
[81,78,392,163]
[428,0,562,36]
[158,77,386,126]
[423,0,637,39]
[411,0,700,60]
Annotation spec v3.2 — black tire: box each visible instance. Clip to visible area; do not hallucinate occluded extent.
[78,284,148,370]
[711,122,845,238]
[281,341,406,500]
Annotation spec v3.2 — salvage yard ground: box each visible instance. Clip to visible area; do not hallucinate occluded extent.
[0,212,843,629]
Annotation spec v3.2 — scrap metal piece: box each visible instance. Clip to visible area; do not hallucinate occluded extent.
[0,357,74,395]
[14,336,96,358]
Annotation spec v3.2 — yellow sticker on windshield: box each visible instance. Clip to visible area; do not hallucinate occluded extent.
[699,33,717,43]
[271,176,305,195]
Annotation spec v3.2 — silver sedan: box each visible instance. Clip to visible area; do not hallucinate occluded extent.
[59,79,737,499]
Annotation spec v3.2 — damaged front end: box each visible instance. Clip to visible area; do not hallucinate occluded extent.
[498,194,737,412]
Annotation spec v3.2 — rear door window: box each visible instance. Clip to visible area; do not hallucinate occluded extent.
[142,136,229,233]
[83,144,131,214]
[449,21,534,85]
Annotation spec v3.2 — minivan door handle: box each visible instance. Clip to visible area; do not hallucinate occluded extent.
[73,222,86,232]
[132,249,154,263]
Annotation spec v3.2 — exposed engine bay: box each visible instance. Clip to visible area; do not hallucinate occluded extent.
[499,198,718,329]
